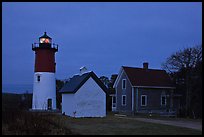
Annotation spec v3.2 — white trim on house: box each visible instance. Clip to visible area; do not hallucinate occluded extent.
[113,67,133,88]
[112,95,116,104]
[136,88,139,112]
[115,88,117,110]
[123,70,133,87]
[112,95,116,111]
[122,95,126,106]
[122,79,126,89]
[133,86,176,89]
[132,87,134,111]
[161,95,167,106]
[141,95,147,106]
[113,68,124,88]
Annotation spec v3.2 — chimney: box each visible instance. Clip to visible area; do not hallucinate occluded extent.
[143,62,148,69]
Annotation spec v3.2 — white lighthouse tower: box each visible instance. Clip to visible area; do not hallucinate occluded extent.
[32,32,58,110]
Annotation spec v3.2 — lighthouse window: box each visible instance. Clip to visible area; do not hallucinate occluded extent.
[37,75,40,82]
[40,38,45,43]
[45,39,50,43]
[40,38,50,43]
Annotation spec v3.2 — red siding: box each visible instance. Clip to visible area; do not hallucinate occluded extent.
[34,49,56,72]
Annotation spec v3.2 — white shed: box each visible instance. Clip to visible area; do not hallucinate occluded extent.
[59,71,107,118]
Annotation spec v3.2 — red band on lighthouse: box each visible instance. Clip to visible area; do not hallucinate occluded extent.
[34,49,56,72]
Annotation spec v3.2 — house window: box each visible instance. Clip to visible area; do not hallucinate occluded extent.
[122,95,126,106]
[161,95,166,106]
[141,95,147,106]
[122,79,126,89]
[37,75,40,82]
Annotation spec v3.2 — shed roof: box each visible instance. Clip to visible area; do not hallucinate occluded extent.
[59,71,108,94]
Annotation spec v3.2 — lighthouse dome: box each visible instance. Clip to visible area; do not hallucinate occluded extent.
[39,32,52,44]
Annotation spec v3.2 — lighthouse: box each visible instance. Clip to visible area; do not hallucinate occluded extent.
[32,32,58,110]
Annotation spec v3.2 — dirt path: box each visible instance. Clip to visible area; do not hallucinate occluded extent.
[116,117,202,131]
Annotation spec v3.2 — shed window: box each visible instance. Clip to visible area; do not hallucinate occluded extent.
[122,79,126,89]
[122,95,126,106]
[141,95,147,106]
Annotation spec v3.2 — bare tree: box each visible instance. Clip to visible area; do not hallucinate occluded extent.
[99,76,110,88]
[162,45,202,117]
[162,45,202,73]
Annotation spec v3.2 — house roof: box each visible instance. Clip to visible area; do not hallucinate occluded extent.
[59,71,108,94]
[122,66,175,87]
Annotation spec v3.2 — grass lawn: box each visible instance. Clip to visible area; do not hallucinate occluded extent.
[49,113,202,135]
[129,113,202,123]
[2,93,202,135]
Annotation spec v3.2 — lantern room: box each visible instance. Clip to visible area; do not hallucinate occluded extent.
[32,32,58,52]
[39,32,52,47]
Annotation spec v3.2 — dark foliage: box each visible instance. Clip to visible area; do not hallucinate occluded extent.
[2,93,74,135]
[56,79,65,110]
[162,45,202,118]
[99,76,110,88]
[106,74,118,111]
[2,110,74,135]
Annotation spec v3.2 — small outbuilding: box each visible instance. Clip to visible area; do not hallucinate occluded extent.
[59,70,107,118]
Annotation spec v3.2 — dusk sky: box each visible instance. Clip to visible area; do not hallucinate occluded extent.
[2,2,202,87]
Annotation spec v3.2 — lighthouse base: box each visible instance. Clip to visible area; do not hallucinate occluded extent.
[32,72,56,110]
